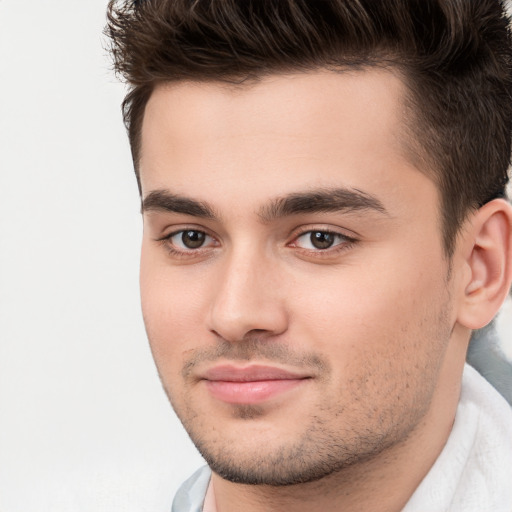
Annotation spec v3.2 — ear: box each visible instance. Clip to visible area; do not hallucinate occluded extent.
[456,198,512,330]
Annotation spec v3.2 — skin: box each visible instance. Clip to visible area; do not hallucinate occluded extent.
[138,70,495,511]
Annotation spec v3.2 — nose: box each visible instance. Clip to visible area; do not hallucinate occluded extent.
[206,247,289,343]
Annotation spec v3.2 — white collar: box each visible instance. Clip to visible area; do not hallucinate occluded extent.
[403,364,512,512]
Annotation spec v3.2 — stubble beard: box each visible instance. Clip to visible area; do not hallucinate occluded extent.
[159,316,452,488]
[179,404,410,486]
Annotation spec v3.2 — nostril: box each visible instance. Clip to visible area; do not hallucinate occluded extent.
[209,327,269,341]
[248,329,270,336]
[209,326,285,345]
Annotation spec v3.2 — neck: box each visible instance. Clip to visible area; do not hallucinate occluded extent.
[211,338,467,512]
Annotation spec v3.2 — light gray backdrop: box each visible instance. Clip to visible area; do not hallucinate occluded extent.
[0,1,510,511]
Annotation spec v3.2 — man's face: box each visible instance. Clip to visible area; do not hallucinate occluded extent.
[139,70,456,485]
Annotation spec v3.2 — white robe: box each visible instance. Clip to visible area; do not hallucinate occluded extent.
[403,364,512,511]
[172,364,512,512]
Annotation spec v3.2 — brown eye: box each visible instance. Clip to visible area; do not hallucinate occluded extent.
[310,231,335,249]
[181,230,206,249]
[293,230,352,251]
[168,229,213,250]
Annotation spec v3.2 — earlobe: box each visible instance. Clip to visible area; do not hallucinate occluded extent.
[457,199,512,330]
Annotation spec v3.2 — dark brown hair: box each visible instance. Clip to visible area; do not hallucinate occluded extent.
[106,0,512,255]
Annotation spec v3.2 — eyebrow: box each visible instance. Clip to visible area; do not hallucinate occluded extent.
[141,190,216,218]
[258,187,388,222]
[141,187,388,221]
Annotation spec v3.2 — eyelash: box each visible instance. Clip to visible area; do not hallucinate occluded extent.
[157,228,218,259]
[290,228,357,257]
[157,227,358,259]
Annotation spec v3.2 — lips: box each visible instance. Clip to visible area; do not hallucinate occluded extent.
[201,365,310,404]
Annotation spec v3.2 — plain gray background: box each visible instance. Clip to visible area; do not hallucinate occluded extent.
[0,1,510,510]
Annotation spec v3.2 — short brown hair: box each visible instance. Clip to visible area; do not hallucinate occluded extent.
[106,0,512,255]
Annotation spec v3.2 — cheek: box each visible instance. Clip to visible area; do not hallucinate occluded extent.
[140,247,207,369]
[288,254,451,428]
[289,244,450,370]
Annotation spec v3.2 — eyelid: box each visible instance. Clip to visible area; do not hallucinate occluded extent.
[289,225,357,243]
[156,225,220,257]
[154,224,358,260]
[287,225,358,255]
[156,224,217,242]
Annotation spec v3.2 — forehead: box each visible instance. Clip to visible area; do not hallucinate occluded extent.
[144,68,406,129]
[139,69,426,207]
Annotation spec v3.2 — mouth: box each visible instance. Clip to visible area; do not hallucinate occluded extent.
[200,364,311,405]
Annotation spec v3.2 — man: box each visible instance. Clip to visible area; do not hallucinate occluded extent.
[106,1,512,510]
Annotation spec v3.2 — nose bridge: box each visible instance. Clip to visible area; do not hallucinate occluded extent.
[207,240,287,342]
